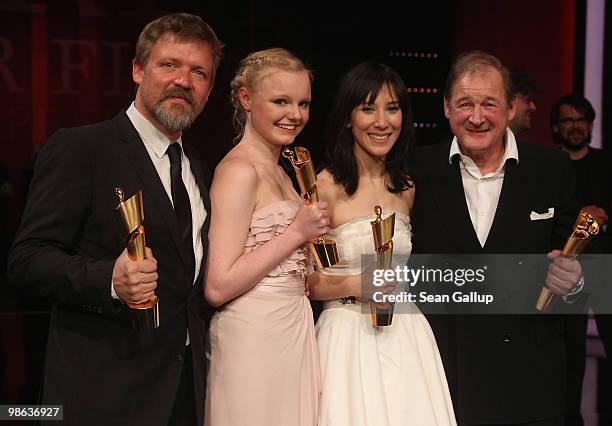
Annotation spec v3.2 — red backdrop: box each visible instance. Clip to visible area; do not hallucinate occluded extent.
[450,0,576,146]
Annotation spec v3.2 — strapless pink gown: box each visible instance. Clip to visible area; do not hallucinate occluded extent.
[205,200,319,426]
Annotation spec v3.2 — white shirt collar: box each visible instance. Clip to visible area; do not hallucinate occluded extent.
[448,127,519,173]
[126,102,183,158]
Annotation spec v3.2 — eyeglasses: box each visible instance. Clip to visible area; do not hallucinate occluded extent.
[558,117,590,125]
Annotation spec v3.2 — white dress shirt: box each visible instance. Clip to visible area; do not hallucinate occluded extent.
[126,103,207,283]
[449,128,519,247]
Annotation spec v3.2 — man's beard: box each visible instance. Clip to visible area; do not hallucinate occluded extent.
[557,131,592,152]
[150,87,200,133]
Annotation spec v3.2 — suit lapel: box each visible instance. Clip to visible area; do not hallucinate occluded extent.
[113,111,194,271]
[183,142,210,217]
[484,158,534,252]
[183,142,211,283]
[431,157,482,252]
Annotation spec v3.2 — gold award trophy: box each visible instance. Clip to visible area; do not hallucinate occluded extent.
[115,187,160,331]
[282,147,339,268]
[370,206,396,327]
[536,209,599,312]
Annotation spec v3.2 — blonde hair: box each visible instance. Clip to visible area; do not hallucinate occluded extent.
[230,48,312,138]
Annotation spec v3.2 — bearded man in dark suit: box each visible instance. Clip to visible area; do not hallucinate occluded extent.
[412,51,584,426]
[8,13,223,426]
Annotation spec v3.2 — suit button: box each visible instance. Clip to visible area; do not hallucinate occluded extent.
[503,333,512,343]
[176,352,184,361]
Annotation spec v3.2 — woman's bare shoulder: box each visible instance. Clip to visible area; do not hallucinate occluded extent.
[317,169,342,202]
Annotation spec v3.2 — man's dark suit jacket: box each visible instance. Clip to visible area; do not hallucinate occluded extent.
[8,111,211,426]
[411,139,580,425]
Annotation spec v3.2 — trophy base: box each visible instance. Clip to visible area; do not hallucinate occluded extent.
[369,302,394,327]
[536,287,554,312]
[308,239,339,268]
[127,295,160,331]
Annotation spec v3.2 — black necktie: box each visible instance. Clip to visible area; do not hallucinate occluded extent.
[167,142,195,279]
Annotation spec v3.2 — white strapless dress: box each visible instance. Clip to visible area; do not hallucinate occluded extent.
[315,214,456,426]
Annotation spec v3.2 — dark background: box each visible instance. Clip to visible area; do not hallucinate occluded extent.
[0,0,609,411]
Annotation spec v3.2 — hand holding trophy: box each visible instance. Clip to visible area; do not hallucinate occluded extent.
[536,209,599,312]
[370,206,396,327]
[283,147,339,268]
[115,187,160,331]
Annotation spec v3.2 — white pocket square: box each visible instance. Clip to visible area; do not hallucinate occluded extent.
[530,208,554,220]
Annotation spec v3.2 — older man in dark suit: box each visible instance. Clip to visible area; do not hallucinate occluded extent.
[8,13,223,426]
[412,51,584,426]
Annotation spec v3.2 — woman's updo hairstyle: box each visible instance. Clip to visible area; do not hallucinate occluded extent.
[230,48,312,138]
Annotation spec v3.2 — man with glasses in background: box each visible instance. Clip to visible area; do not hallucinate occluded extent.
[551,93,612,426]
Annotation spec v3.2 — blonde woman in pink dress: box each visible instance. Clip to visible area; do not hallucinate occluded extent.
[204,48,327,426]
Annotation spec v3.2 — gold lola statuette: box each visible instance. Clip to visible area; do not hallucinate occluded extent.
[536,209,599,311]
[370,206,396,327]
[115,187,159,331]
[282,147,339,268]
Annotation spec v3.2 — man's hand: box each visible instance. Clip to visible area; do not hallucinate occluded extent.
[582,205,608,226]
[545,250,582,296]
[112,248,158,304]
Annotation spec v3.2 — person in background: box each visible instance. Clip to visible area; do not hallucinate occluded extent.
[508,67,537,136]
[551,93,612,426]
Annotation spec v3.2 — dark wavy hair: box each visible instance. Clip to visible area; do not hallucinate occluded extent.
[325,62,414,196]
[509,67,536,96]
[550,93,596,128]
